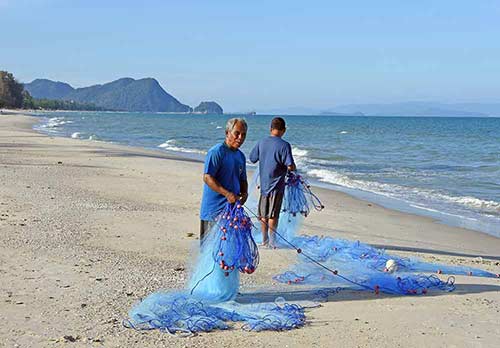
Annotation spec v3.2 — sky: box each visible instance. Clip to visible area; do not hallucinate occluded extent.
[2,0,500,112]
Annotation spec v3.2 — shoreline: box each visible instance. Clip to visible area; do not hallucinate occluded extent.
[30,110,500,239]
[1,113,499,347]
[4,113,500,255]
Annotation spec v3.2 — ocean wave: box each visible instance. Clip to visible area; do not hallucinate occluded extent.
[307,168,500,216]
[433,194,500,215]
[71,132,81,139]
[308,158,346,166]
[291,146,309,167]
[292,146,308,157]
[307,169,356,188]
[42,117,73,129]
[158,139,207,155]
[291,147,349,169]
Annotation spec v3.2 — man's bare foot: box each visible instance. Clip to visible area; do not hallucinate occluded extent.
[269,236,277,249]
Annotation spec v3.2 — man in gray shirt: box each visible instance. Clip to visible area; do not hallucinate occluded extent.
[249,117,296,247]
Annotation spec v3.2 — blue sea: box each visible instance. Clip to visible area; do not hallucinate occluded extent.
[32,111,500,237]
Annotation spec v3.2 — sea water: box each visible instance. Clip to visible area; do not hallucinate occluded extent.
[32,111,500,237]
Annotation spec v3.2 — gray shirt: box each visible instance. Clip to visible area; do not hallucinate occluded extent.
[249,136,294,195]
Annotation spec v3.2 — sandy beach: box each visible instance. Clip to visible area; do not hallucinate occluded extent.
[1,113,499,347]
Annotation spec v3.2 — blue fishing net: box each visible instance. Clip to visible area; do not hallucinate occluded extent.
[282,172,324,218]
[128,172,497,335]
[248,170,322,247]
[127,203,307,334]
[127,292,306,334]
[189,202,259,302]
[270,182,497,294]
[272,235,458,295]
[248,170,496,296]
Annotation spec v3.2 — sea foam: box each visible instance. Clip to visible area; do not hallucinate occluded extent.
[158,139,207,155]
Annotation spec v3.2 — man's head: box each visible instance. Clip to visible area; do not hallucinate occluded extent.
[225,118,247,150]
[270,117,286,137]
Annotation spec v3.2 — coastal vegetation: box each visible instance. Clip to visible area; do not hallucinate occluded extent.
[1,71,103,111]
[22,94,105,111]
[0,71,24,108]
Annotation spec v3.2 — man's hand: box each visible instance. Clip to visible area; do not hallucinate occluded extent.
[239,192,248,205]
[225,192,238,204]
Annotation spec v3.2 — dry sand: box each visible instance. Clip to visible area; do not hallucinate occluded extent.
[0,113,499,347]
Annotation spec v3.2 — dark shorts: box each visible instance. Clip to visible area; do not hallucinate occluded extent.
[258,191,284,219]
[200,220,216,245]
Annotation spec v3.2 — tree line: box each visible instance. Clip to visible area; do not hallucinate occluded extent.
[0,71,24,108]
[0,70,104,111]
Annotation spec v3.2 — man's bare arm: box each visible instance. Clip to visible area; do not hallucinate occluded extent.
[203,174,238,203]
[287,163,296,172]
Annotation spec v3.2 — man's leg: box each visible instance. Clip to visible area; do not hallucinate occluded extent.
[260,218,269,246]
[258,194,270,246]
[268,217,279,248]
[268,190,284,248]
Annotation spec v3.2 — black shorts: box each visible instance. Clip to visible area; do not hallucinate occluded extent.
[258,191,284,219]
[200,220,216,245]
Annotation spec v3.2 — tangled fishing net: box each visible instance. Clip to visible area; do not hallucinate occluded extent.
[249,171,324,246]
[127,202,306,333]
[127,170,498,335]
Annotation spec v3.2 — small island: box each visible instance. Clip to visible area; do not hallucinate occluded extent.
[193,101,223,114]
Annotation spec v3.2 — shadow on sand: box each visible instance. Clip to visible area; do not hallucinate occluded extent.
[370,243,500,261]
[236,281,500,304]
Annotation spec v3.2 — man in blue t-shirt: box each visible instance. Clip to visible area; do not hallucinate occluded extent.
[249,117,296,248]
[199,118,248,243]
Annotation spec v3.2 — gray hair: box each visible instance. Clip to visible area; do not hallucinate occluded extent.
[225,118,248,133]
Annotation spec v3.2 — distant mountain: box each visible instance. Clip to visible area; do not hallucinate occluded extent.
[258,106,320,115]
[319,111,365,116]
[24,79,74,100]
[325,102,492,117]
[193,101,223,114]
[446,103,500,116]
[24,77,192,112]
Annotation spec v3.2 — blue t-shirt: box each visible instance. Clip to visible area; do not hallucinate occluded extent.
[249,136,294,195]
[200,142,247,221]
